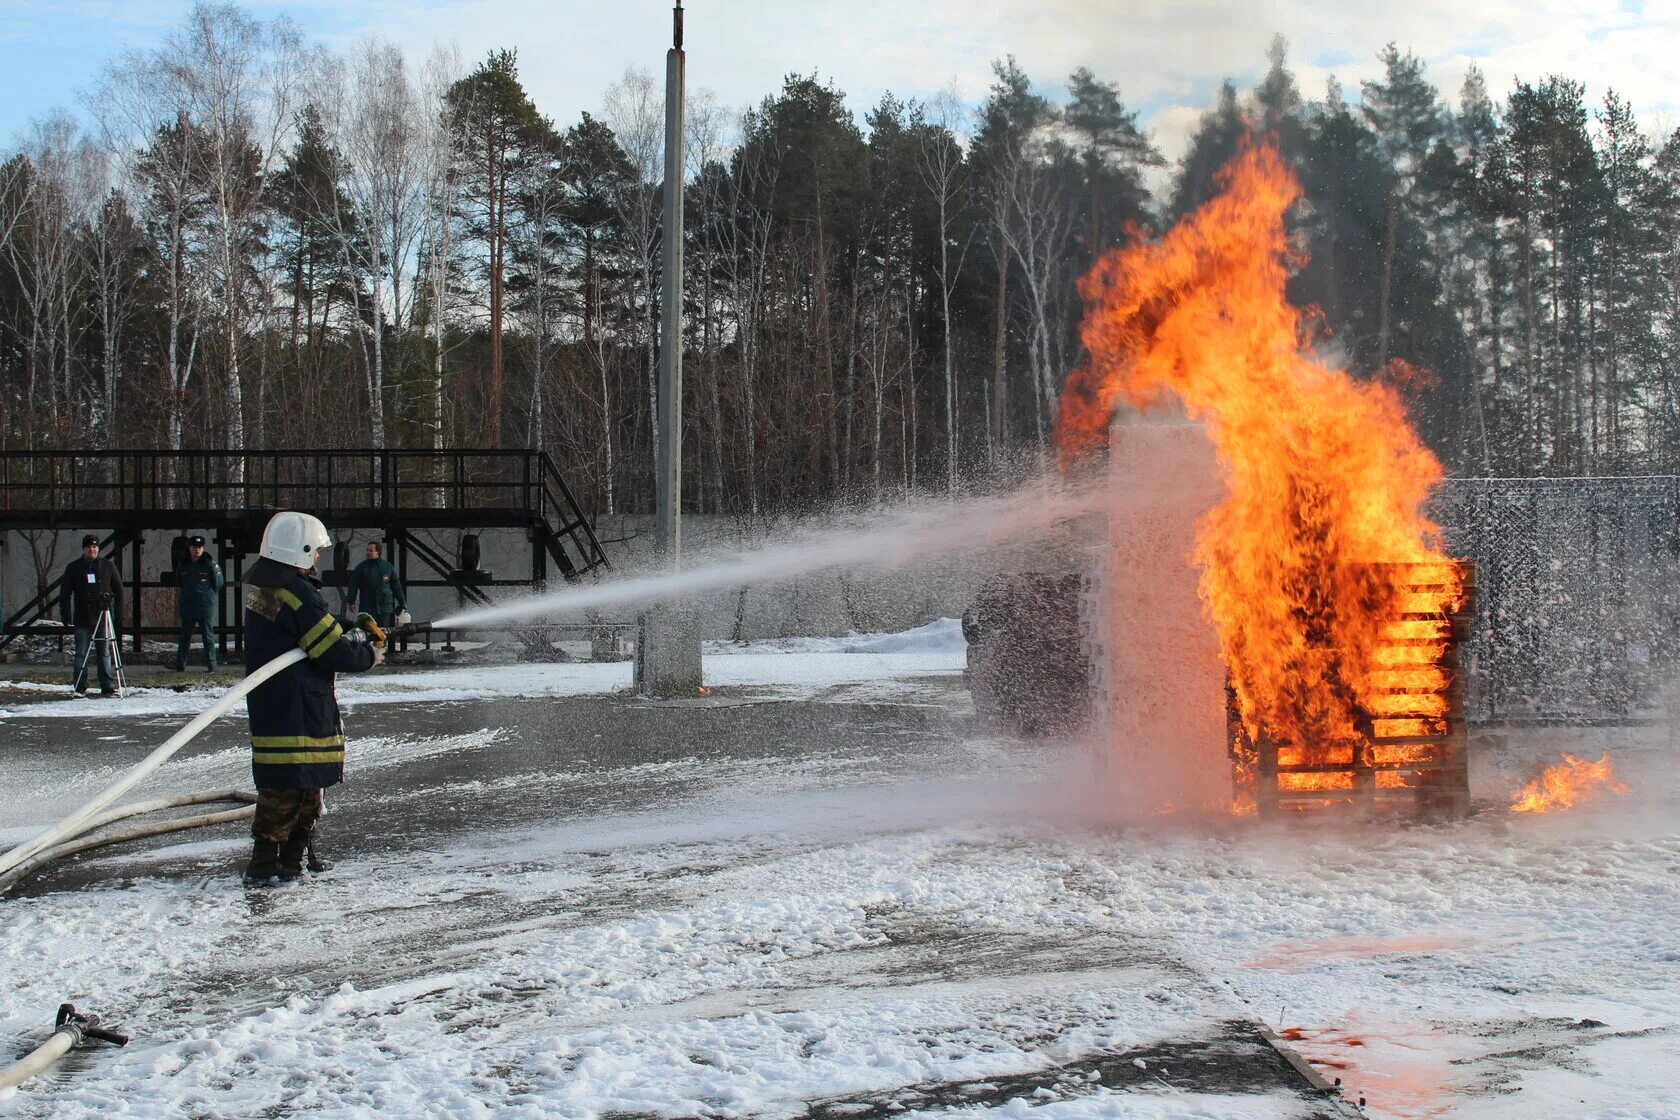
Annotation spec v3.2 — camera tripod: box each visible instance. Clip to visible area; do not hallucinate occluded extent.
[73,605,127,696]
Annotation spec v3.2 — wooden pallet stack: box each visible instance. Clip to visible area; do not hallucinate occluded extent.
[1228,561,1477,817]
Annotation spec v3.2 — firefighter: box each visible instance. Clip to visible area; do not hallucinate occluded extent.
[242,511,381,886]
[346,540,405,631]
[173,535,224,672]
[59,534,123,696]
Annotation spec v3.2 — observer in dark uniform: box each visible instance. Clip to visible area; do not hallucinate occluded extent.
[173,535,223,672]
[346,540,405,630]
[59,533,123,696]
[242,511,380,886]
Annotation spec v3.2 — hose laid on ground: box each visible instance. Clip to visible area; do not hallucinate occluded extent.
[0,794,257,895]
[0,1005,128,1092]
[39,788,256,844]
[0,649,306,880]
[0,1026,76,1092]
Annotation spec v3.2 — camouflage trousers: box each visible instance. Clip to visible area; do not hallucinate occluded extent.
[251,788,324,844]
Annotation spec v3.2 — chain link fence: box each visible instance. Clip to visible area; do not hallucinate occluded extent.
[1433,478,1680,722]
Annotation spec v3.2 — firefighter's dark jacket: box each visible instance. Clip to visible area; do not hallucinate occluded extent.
[244,557,375,790]
[59,556,123,629]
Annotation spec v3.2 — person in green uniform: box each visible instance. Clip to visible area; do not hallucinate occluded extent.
[173,535,223,671]
[346,541,405,630]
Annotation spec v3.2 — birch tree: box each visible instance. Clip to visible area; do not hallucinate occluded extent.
[917,82,972,488]
[601,67,665,458]
[321,39,431,445]
[173,4,308,459]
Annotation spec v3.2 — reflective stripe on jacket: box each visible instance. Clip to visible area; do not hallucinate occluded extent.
[244,558,375,789]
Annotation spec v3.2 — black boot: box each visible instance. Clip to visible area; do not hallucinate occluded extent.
[278,834,309,882]
[243,841,282,887]
[306,843,333,874]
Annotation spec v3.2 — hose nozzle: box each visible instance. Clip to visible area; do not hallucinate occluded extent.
[57,1004,128,1048]
[352,613,388,649]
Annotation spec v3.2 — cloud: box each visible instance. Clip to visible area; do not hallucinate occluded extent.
[351,0,1680,164]
[987,0,1675,159]
[1,0,1674,162]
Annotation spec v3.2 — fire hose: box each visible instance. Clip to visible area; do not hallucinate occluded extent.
[0,791,257,896]
[0,646,310,885]
[0,613,400,890]
[0,616,405,1092]
[0,1005,129,1092]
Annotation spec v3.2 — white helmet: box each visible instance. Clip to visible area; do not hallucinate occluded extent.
[259,511,332,570]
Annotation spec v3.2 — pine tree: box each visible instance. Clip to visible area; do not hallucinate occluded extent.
[1495,78,1601,471]
[1169,81,1247,219]
[971,58,1053,448]
[445,49,552,445]
[270,106,359,377]
[1361,44,1445,369]
[1063,67,1160,258]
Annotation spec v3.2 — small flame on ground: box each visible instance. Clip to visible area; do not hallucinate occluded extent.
[1510,753,1628,813]
[697,686,712,697]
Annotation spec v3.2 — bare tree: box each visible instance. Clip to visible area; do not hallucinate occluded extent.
[917,82,974,490]
[1,115,95,446]
[95,51,204,451]
[417,44,464,456]
[685,88,729,510]
[602,67,664,457]
[81,154,149,446]
[1003,141,1077,447]
[174,4,309,460]
[713,115,780,519]
[321,38,431,446]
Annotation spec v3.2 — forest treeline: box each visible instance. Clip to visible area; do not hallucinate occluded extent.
[3,4,1678,518]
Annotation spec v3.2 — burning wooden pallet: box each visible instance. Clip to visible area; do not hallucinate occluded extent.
[1228,562,1477,817]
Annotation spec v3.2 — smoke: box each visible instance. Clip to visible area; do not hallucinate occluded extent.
[1090,412,1234,817]
[433,474,1108,630]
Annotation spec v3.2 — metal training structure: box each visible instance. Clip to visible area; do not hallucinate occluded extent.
[0,448,609,655]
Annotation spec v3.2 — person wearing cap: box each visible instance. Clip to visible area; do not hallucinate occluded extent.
[59,534,123,696]
[173,535,224,672]
[242,510,381,887]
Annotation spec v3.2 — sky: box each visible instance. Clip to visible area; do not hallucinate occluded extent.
[2,0,1677,171]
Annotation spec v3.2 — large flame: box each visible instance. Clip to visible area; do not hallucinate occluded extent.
[1510,753,1628,813]
[1059,143,1460,769]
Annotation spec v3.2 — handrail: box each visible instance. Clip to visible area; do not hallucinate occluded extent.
[536,451,609,570]
[0,449,576,517]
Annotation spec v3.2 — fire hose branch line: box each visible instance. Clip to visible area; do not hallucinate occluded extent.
[0,1005,128,1092]
[0,648,308,882]
[0,795,257,896]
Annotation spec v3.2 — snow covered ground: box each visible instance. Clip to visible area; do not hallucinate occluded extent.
[0,619,970,726]
[0,621,1675,1119]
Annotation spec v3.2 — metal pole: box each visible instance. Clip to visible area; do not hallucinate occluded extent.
[656,2,685,565]
[637,1,702,698]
